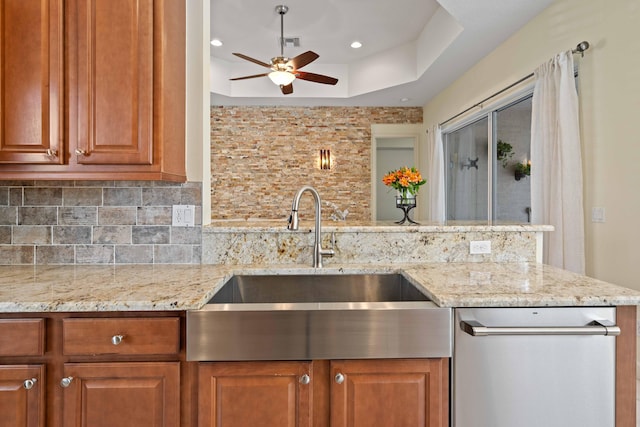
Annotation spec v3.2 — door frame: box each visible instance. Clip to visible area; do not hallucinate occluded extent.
[371,124,426,221]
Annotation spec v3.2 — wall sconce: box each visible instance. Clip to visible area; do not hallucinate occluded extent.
[320,149,331,170]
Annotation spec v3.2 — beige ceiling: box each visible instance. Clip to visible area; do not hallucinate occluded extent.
[210,0,555,106]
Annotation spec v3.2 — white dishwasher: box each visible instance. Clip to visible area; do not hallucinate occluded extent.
[453,307,619,427]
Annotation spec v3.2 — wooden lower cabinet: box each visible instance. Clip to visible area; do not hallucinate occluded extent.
[331,359,449,427]
[0,365,45,427]
[197,359,449,427]
[198,361,312,427]
[61,362,180,427]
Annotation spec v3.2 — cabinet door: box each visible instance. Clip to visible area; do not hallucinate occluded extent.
[0,0,63,164]
[73,0,153,165]
[198,361,312,427]
[0,365,45,427]
[331,359,449,427]
[61,362,179,427]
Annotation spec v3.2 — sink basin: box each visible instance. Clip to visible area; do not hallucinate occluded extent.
[209,274,429,304]
[187,273,452,361]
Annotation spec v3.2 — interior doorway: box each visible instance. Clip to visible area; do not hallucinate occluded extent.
[371,124,425,221]
[375,138,415,221]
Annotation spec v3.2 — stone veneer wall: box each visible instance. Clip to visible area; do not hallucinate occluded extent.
[210,106,423,221]
[0,181,202,264]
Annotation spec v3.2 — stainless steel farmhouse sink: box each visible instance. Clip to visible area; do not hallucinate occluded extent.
[187,273,452,361]
[208,273,431,303]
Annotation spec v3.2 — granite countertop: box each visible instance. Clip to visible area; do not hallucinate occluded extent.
[205,220,554,233]
[0,263,639,312]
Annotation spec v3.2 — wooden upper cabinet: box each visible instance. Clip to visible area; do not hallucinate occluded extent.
[0,0,186,181]
[73,0,153,165]
[0,0,64,164]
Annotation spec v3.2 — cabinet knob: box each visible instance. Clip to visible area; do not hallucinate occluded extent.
[335,373,345,384]
[23,378,37,390]
[60,377,73,388]
[299,374,311,385]
[46,148,58,158]
[75,148,87,156]
[111,335,124,345]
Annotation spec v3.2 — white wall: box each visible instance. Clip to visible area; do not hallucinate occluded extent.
[423,0,640,290]
[186,0,211,224]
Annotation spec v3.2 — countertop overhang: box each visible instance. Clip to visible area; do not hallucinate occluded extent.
[1,262,639,312]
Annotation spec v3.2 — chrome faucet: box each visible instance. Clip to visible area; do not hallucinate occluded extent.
[287,186,334,268]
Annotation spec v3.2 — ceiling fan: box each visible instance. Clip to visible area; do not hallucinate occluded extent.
[230,5,339,95]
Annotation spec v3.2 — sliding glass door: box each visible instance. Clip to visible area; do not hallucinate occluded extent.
[444,94,532,222]
[445,118,489,221]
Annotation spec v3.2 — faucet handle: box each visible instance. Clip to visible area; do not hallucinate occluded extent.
[320,248,335,258]
[320,232,336,258]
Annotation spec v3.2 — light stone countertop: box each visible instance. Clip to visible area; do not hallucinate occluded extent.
[0,263,638,312]
[205,220,554,233]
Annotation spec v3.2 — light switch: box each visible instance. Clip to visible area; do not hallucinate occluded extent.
[172,205,195,227]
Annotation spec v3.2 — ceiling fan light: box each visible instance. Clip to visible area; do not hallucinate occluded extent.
[268,70,296,86]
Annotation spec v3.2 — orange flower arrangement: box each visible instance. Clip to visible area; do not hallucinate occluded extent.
[382,166,426,199]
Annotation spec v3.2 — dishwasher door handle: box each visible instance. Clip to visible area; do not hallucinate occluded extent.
[460,320,621,336]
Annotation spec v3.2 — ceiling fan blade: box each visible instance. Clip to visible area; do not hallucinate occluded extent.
[230,73,269,81]
[280,83,293,95]
[288,51,319,70]
[232,53,272,68]
[296,71,338,85]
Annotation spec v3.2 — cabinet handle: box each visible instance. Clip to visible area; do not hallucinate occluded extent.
[46,148,58,158]
[75,148,87,156]
[335,373,345,384]
[23,378,37,390]
[60,377,73,388]
[111,335,124,345]
[299,374,311,385]
[460,319,621,337]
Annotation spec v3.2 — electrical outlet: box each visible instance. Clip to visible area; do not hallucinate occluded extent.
[591,207,606,223]
[172,205,195,227]
[470,240,491,255]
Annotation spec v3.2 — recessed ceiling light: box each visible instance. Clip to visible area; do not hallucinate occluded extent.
[350,41,362,49]
[211,39,223,47]
[400,97,410,102]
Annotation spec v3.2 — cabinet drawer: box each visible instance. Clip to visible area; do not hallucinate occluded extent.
[62,317,180,356]
[0,319,45,356]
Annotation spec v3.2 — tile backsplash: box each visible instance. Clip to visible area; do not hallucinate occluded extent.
[0,181,202,265]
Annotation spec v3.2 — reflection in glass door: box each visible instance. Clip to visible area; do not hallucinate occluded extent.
[494,96,532,222]
[445,118,488,221]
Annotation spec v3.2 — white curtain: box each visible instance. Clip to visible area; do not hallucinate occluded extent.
[427,125,446,222]
[530,50,585,274]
